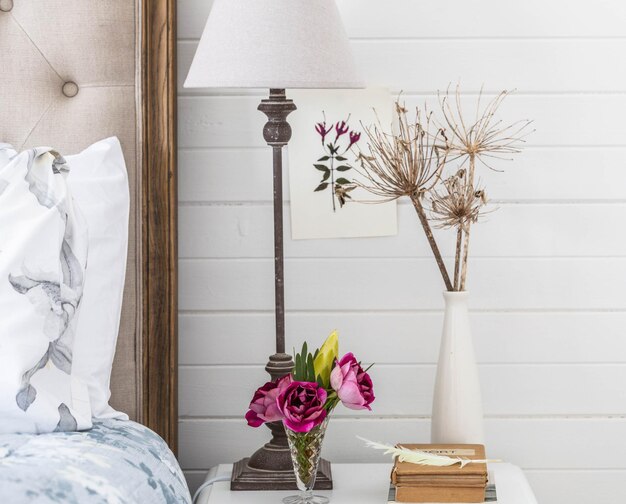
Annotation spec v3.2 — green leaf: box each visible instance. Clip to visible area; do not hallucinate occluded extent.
[321,171,330,182]
[302,341,308,362]
[301,355,308,380]
[295,353,302,380]
[314,164,329,172]
[314,183,329,192]
[335,156,348,161]
[318,156,330,161]
[336,178,351,185]
[307,354,315,382]
[336,165,352,172]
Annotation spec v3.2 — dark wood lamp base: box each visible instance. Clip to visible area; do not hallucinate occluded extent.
[231,458,333,491]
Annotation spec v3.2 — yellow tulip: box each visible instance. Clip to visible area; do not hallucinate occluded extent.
[313,330,339,388]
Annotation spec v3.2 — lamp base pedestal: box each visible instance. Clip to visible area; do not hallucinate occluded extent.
[231,458,333,491]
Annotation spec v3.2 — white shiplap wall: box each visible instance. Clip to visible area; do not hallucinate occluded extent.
[176,1,626,501]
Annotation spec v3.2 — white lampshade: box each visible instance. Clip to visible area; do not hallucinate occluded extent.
[184,0,364,89]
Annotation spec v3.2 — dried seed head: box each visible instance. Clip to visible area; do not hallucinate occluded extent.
[429,174,488,232]
[355,101,447,201]
[437,85,533,171]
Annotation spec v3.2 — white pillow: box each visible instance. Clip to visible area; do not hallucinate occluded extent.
[0,146,92,433]
[67,138,130,420]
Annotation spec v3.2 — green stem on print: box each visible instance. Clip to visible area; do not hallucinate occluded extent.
[330,152,336,212]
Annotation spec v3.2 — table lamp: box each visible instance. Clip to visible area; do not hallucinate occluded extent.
[184,0,364,491]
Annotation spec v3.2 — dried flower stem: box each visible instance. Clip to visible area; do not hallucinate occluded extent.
[434,86,532,290]
[355,103,454,291]
[454,227,462,291]
[459,153,475,290]
[410,194,453,291]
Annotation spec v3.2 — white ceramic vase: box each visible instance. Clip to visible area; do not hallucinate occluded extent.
[431,291,485,444]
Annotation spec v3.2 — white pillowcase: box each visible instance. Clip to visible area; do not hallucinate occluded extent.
[0,146,92,433]
[67,138,130,420]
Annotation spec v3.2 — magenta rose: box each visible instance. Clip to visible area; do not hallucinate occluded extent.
[330,353,375,410]
[245,375,292,427]
[277,381,328,433]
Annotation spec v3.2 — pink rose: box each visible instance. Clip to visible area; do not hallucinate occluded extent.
[245,375,292,427]
[277,381,327,433]
[330,353,375,410]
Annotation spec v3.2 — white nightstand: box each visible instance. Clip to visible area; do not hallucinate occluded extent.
[195,463,538,504]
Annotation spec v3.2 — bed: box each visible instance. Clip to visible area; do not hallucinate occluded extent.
[0,420,188,502]
[0,0,181,501]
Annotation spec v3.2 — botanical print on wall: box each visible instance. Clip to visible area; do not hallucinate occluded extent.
[288,88,397,240]
[311,117,361,212]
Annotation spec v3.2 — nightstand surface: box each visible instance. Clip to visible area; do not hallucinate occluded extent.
[196,463,538,504]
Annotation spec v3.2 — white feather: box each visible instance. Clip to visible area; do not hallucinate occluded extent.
[357,436,499,468]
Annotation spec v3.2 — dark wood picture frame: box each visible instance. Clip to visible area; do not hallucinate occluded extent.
[140,0,178,453]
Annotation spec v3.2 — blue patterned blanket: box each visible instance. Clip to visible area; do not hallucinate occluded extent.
[0,419,191,503]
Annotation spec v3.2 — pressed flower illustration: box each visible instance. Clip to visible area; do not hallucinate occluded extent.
[312,115,360,211]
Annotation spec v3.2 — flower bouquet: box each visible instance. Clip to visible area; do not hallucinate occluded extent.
[245,331,375,504]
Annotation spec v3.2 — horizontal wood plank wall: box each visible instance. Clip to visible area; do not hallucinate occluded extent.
[176,1,626,502]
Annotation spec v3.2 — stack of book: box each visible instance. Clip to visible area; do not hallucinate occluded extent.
[389,444,490,503]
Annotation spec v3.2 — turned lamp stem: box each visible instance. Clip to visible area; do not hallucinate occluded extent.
[244,89,296,470]
[259,88,296,358]
[231,89,332,490]
[258,88,297,386]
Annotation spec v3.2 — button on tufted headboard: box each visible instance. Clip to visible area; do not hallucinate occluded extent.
[0,0,178,450]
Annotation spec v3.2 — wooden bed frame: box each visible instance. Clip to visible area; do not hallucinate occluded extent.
[140,0,178,452]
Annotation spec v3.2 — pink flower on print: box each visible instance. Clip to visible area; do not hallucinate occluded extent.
[315,122,333,144]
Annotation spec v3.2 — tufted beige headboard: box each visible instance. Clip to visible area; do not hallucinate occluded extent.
[0,0,178,450]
